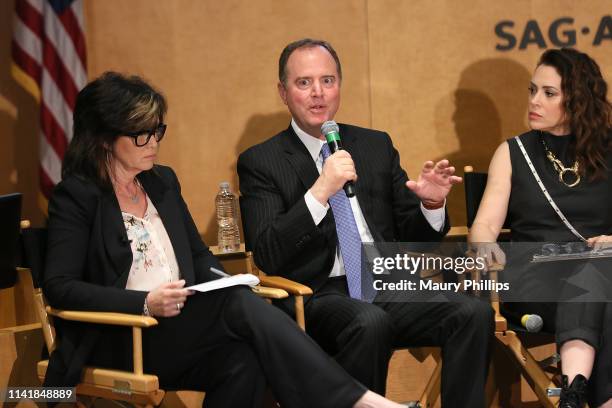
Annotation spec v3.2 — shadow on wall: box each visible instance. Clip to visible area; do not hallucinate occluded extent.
[434,58,531,227]
[201,111,291,246]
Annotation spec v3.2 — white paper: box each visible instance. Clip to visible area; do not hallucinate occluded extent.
[187,274,260,292]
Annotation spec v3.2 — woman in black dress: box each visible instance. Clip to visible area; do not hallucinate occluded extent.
[468,48,612,408]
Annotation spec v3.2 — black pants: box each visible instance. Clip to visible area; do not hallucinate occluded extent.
[305,277,494,408]
[503,301,612,407]
[502,258,612,406]
[139,286,365,408]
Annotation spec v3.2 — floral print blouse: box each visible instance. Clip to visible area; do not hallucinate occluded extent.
[123,196,180,291]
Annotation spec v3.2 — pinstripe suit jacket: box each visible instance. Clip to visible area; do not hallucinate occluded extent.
[238,123,449,304]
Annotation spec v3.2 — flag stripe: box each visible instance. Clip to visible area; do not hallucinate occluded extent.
[41,102,68,159]
[40,131,63,185]
[25,0,44,15]
[15,0,43,39]
[41,69,73,140]
[43,2,87,89]
[11,39,42,85]
[70,1,84,33]
[42,35,78,109]
[13,17,42,61]
[12,0,86,201]
[56,7,86,66]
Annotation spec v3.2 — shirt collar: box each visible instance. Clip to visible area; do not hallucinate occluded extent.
[291,118,326,162]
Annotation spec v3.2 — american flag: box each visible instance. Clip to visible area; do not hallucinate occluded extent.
[11,0,87,202]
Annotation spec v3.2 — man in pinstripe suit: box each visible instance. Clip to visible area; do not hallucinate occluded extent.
[238,38,494,407]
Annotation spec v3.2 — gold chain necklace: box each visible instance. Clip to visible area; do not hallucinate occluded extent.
[540,137,580,187]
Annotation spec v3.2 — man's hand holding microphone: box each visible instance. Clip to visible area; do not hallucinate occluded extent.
[311,120,462,209]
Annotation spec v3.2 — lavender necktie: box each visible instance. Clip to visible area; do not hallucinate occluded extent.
[321,144,374,302]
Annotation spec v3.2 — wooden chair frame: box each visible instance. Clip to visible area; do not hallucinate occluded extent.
[29,237,305,407]
[33,289,166,407]
[209,244,312,331]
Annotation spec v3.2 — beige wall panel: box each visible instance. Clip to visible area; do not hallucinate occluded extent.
[1,0,611,238]
[0,0,44,226]
[84,0,372,243]
[368,0,611,224]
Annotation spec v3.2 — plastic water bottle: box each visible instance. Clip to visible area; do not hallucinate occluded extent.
[215,182,240,253]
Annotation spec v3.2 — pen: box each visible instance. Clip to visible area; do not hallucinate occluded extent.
[210,267,231,278]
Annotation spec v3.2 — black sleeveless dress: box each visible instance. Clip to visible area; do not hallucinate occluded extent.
[505,129,612,406]
[507,130,612,241]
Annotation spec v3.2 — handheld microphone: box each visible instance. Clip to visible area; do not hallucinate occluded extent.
[321,120,356,197]
[520,314,544,332]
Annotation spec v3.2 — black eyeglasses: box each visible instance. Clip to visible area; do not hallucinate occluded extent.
[124,123,167,147]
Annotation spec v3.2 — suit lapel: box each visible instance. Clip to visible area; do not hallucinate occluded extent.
[280,126,320,192]
[338,125,364,195]
[138,170,195,285]
[100,190,133,283]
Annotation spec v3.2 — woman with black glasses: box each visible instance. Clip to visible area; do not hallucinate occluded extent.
[43,71,404,408]
[469,49,612,408]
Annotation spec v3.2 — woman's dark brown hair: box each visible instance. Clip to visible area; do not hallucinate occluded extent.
[538,48,612,180]
[62,72,167,189]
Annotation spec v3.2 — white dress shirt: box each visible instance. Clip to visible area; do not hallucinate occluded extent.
[292,119,446,277]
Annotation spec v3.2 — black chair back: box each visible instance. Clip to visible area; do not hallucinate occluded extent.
[0,193,22,288]
[464,169,510,229]
[20,227,48,289]
[464,171,488,228]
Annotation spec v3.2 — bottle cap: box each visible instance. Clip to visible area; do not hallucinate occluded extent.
[219,182,230,189]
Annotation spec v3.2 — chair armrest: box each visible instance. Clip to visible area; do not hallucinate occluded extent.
[46,307,157,376]
[447,226,469,239]
[461,252,507,331]
[258,276,313,296]
[251,285,289,299]
[259,276,311,331]
[46,307,158,327]
[487,262,504,272]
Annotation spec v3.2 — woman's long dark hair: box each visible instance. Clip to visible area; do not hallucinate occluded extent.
[538,48,612,180]
[62,72,167,189]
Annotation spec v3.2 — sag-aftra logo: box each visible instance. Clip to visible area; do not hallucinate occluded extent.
[495,15,611,51]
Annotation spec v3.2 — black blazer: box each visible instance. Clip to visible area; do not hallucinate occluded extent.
[238,124,449,304]
[43,165,221,387]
